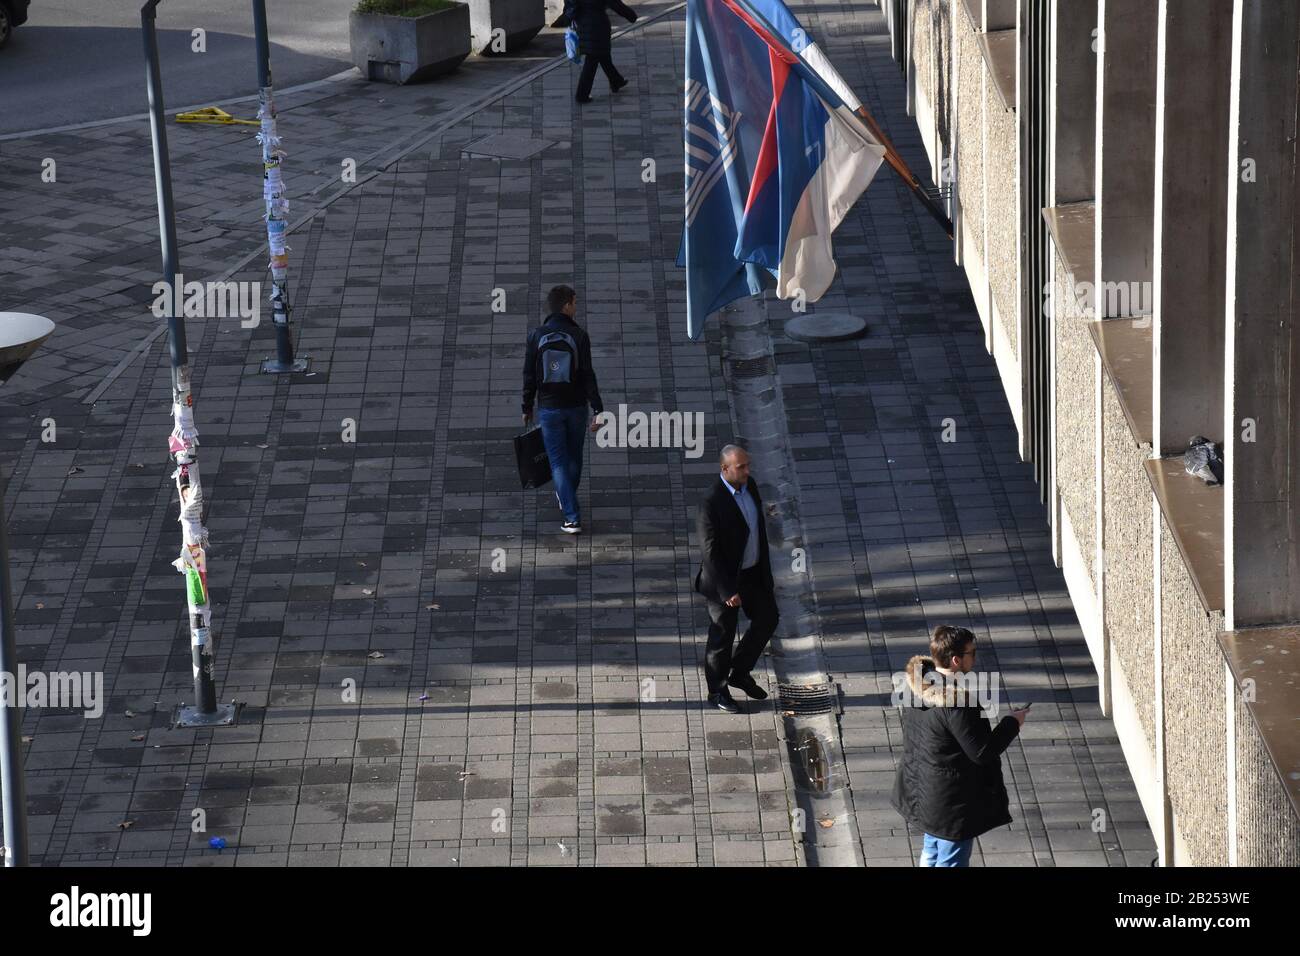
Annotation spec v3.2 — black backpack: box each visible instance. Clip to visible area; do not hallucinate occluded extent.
[536,324,579,385]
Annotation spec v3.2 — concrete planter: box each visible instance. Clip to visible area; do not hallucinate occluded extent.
[349,5,471,84]
[467,0,543,54]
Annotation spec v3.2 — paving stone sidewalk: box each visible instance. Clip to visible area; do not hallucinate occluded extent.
[764,0,1157,866]
[0,0,1155,866]
[0,10,672,407]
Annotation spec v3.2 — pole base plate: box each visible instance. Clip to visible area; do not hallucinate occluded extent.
[173,701,243,728]
[783,313,868,343]
[261,357,310,374]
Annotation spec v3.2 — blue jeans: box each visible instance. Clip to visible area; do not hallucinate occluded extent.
[537,405,587,523]
[921,833,974,867]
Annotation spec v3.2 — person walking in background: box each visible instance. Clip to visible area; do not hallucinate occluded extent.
[523,285,604,534]
[694,444,779,713]
[566,0,638,103]
[891,624,1030,867]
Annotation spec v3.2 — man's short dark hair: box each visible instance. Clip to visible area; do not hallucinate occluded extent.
[547,285,576,314]
[719,443,747,467]
[930,625,975,667]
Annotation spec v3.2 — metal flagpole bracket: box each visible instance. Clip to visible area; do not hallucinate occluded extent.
[173,699,244,728]
[261,354,309,374]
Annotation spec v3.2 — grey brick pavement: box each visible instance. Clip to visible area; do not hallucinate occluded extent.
[0,23,599,406]
[764,0,1157,866]
[0,0,1154,866]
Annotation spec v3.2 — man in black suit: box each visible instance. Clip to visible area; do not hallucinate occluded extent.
[695,444,780,713]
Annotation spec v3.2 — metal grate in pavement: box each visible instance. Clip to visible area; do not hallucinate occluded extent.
[729,356,776,379]
[777,682,838,716]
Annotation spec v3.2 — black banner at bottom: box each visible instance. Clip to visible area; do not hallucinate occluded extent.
[0,864,1283,942]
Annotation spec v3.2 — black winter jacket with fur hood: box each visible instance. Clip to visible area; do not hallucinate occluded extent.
[890,654,1020,842]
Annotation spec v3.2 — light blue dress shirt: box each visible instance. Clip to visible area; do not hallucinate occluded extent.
[721,474,760,570]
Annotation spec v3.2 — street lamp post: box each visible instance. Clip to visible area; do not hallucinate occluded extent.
[0,310,56,867]
[141,0,237,728]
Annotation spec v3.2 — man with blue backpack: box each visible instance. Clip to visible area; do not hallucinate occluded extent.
[522,285,605,534]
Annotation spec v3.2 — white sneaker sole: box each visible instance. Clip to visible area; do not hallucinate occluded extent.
[561,525,581,534]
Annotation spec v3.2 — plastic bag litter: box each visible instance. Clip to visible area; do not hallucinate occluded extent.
[1183,435,1223,486]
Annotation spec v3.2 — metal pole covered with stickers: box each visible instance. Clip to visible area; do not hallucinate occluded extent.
[142,0,237,728]
[253,0,308,374]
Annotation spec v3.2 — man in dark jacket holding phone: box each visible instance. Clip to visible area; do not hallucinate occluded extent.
[694,444,779,713]
[566,0,638,103]
[523,285,604,534]
[891,625,1030,866]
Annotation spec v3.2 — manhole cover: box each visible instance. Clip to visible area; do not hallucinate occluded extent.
[778,682,836,716]
[729,356,775,379]
[461,133,555,160]
[784,312,868,343]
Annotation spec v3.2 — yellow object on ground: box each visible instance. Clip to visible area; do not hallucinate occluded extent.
[175,107,259,126]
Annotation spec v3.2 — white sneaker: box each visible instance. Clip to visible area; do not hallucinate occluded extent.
[561,520,582,534]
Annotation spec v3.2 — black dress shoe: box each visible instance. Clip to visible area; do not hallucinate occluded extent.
[708,690,742,714]
[611,78,629,93]
[728,671,767,700]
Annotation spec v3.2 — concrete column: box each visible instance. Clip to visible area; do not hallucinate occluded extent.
[1224,0,1300,628]
[1096,352,1110,716]
[905,2,917,119]
[1152,0,1231,456]
[927,0,941,176]
[1225,660,1238,866]
[1094,0,1158,320]
[1049,0,1096,205]
[981,43,994,355]
[951,0,962,265]
[1152,497,1174,864]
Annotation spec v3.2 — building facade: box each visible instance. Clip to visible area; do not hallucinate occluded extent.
[878,0,1300,865]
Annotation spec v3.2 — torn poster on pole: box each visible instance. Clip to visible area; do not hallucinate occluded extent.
[256,67,307,372]
[166,367,221,716]
[260,92,290,303]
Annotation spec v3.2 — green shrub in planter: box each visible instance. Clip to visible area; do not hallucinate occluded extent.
[356,0,457,15]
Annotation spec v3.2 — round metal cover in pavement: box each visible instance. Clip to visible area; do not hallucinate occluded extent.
[783,312,867,343]
[0,312,55,367]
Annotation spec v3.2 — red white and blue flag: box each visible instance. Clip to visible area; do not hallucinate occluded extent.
[679,0,887,339]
